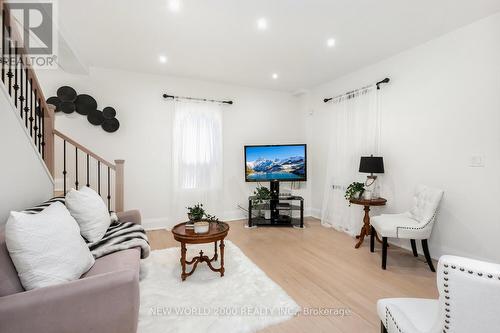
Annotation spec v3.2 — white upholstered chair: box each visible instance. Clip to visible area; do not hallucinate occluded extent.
[378,255,500,333]
[370,185,444,271]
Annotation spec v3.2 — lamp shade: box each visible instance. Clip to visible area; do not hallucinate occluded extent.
[359,156,384,174]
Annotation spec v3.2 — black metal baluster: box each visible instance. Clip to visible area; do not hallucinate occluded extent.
[33,90,38,146]
[107,167,111,210]
[2,9,5,83]
[86,154,90,187]
[75,147,79,190]
[24,69,28,127]
[6,26,11,95]
[37,98,42,152]
[19,56,23,118]
[97,161,101,195]
[29,80,33,137]
[63,140,67,194]
[13,41,18,107]
[40,107,45,158]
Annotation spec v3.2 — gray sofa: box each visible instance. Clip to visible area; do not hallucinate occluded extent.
[0,210,142,333]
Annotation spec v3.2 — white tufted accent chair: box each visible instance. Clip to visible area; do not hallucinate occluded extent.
[370,185,444,271]
[378,255,500,333]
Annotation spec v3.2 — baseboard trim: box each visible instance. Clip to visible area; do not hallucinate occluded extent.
[143,209,318,231]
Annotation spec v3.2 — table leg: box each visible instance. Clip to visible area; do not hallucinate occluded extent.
[219,240,225,277]
[181,242,187,281]
[355,205,371,249]
[211,241,218,262]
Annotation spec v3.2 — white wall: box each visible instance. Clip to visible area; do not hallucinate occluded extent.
[0,85,54,225]
[301,13,500,262]
[37,68,308,229]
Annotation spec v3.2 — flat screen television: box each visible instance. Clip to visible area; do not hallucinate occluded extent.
[245,144,307,182]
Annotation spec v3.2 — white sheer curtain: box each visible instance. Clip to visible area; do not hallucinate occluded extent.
[170,100,223,226]
[321,87,382,236]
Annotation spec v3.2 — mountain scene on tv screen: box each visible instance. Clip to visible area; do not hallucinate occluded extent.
[246,156,305,180]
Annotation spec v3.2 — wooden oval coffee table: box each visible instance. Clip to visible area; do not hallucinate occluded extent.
[171,221,230,281]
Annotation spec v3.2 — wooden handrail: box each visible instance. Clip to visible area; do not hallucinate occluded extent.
[53,129,116,170]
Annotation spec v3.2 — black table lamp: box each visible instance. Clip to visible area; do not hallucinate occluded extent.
[359,155,384,198]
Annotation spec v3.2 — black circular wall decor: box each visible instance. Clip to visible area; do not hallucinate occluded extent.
[102,106,116,119]
[57,86,77,102]
[102,118,120,133]
[47,96,62,112]
[75,94,97,115]
[60,101,76,114]
[47,86,120,133]
[88,110,105,125]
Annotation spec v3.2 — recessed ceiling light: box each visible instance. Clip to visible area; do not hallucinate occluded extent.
[257,18,268,30]
[272,73,278,80]
[168,0,181,12]
[327,38,336,48]
[159,55,168,64]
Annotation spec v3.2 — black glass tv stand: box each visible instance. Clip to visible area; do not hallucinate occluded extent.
[247,194,304,228]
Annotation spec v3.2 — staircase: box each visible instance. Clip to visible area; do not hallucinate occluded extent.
[0,0,124,212]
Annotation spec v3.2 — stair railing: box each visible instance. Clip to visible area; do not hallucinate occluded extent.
[53,129,124,212]
[0,1,125,212]
[0,0,55,175]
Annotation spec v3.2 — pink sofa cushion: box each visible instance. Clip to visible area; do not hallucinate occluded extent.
[82,248,140,278]
[0,230,24,296]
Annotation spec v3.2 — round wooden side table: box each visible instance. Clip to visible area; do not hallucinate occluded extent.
[349,197,387,249]
[171,221,229,281]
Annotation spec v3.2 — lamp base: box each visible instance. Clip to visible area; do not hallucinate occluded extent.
[363,176,379,199]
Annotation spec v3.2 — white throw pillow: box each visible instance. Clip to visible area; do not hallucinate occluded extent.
[65,186,111,242]
[5,202,95,290]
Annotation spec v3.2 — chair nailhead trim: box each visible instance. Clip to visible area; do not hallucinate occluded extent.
[440,261,500,332]
[396,210,439,238]
[385,307,403,333]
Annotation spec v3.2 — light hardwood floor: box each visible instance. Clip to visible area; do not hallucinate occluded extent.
[147,218,438,333]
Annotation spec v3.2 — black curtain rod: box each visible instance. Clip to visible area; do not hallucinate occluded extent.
[163,93,233,105]
[323,77,390,103]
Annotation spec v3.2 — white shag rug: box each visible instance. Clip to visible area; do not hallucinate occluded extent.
[138,240,300,333]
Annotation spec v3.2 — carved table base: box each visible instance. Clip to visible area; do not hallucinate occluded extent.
[180,240,225,281]
[349,198,387,249]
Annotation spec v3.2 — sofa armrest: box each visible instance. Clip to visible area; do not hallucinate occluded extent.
[0,270,139,333]
[117,209,142,225]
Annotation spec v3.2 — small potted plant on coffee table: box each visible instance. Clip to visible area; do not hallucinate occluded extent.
[186,204,221,232]
[187,203,205,222]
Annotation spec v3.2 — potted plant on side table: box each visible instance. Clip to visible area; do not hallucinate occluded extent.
[345,182,365,205]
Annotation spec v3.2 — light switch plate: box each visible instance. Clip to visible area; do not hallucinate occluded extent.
[469,155,485,167]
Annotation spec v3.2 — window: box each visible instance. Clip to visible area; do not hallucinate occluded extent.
[172,101,223,190]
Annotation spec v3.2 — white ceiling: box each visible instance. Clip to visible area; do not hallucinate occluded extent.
[57,0,500,91]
